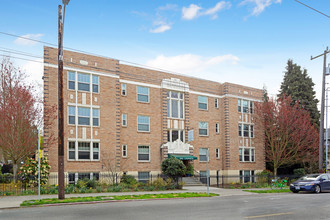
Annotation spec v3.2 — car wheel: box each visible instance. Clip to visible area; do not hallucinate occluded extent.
[315,185,321,194]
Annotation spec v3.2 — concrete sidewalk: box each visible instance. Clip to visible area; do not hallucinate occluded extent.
[0,186,253,209]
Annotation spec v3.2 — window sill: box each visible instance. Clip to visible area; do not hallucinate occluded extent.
[137,131,150,133]
[198,108,208,111]
[137,101,150,104]
[199,135,209,137]
[138,160,150,163]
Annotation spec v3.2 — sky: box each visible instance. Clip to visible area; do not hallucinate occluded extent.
[0,0,330,106]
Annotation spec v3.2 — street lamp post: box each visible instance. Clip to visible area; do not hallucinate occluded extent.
[58,0,70,200]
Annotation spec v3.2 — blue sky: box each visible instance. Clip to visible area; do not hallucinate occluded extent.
[1,0,329,104]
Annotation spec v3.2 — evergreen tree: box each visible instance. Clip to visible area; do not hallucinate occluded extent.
[279,59,320,126]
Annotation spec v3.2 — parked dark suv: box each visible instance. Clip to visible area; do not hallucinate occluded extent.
[290,174,330,193]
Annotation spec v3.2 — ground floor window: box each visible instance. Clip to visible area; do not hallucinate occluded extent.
[138,172,150,183]
[200,171,207,184]
[68,141,100,161]
[239,170,255,183]
[68,172,100,184]
[239,147,255,162]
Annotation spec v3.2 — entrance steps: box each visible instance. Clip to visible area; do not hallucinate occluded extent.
[182,177,205,186]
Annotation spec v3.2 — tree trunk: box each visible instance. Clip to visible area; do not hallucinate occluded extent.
[13,163,18,183]
[274,167,278,177]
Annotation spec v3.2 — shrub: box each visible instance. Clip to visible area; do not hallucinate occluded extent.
[96,186,103,193]
[186,164,194,176]
[0,173,13,183]
[161,158,186,182]
[65,184,75,194]
[152,178,167,190]
[85,178,99,188]
[293,168,306,177]
[121,175,137,185]
[18,157,50,186]
[76,179,88,189]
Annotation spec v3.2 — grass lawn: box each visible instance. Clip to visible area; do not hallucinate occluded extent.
[21,192,219,207]
[244,189,291,193]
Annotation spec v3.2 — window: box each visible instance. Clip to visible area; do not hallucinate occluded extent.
[199,171,207,184]
[167,130,184,142]
[138,146,150,161]
[93,109,99,126]
[122,144,127,157]
[69,142,98,160]
[78,142,90,160]
[199,148,208,162]
[137,86,149,103]
[92,75,99,93]
[78,107,90,125]
[216,123,219,134]
[68,172,100,184]
[68,106,75,125]
[137,115,150,132]
[93,143,99,160]
[216,148,220,159]
[121,84,127,96]
[167,91,184,119]
[215,98,219,108]
[240,170,255,183]
[68,71,75,90]
[238,99,254,114]
[122,114,127,127]
[238,123,254,138]
[239,147,255,162]
[198,96,208,110]
[68,142,75,160]
[199,121,208,136]
[138,172,150,183]
[77,73,90,92]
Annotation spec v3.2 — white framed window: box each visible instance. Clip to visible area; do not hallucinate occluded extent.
[238,99,254,114]
[215,98,219,108]
[121,84,127,96]
[198,96,208,110]
[68,141,75,160]
[167,130,184,142]
[138,146,150,161]
[68,106,75,125]
[216,148,220,159]
[239,147,255,162]
[240,170,255,183]
[199,121,208,136]
[138,172,150,183]
[137,86,149,103]
[68,71,75,90]
[92,75,99,93]
[137,115,150,132]
[216,123,219,134]
[77,73,90,92]
[167,91,184,119]
[238,123,254,138]
[68,172,100,184]
[122,144,127,157]
[92,109,99,126]
[122,114,127,127]
[78,142,90,160]
[78,107,90,125]
[199,148,208,162]
[93,143,99,160]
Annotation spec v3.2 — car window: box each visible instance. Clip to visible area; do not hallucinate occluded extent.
[319,175,328,180]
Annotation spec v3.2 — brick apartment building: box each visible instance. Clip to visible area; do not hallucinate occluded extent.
[43,46,265,183]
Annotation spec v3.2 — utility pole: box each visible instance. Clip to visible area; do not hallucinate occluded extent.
[58,0,70,199]
[311,47,329,173]
[58,4,65,200]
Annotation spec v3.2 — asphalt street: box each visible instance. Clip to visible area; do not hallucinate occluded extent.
[1,191,330,220]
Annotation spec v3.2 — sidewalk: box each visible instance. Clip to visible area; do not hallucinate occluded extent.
[0,186,253,209]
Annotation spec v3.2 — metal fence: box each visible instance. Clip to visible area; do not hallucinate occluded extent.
[0,173,301,196]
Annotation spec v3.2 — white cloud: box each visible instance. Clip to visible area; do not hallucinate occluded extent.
[14,34,44,46]
[182,2,231,20]
[22,59,43,98]
[182,4,202,20]
[150,24,171,33]
[146,54,239,74]
[240,0,281,16]
[158,4,178,11]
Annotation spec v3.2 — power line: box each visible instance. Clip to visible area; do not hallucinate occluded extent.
[0,31,227,84]
[294,0,330,18]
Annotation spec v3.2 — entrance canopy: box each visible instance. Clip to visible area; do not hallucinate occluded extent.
[168,154,197,161]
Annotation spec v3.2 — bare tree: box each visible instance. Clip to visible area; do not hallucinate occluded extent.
[0,58,41,182]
